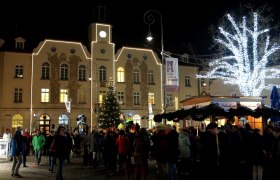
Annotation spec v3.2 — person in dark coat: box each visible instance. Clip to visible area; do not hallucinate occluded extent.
[46,130,56,173]
[21,130,29,167]
[200,122,220,180]
[165,124,179,180]
[10,127,23,177]
[133,128,150,180]
[54,126,69,180]
[248,128,266,180]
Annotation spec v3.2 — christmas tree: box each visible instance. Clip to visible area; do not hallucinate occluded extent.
[98,77,122,129]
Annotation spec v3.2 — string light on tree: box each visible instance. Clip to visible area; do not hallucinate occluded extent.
[197,12,280,96]
[98,76,122,129]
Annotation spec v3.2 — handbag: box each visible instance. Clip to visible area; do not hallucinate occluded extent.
[49,139,57,152]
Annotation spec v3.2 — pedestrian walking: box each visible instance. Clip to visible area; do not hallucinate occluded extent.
[10,126,23,178]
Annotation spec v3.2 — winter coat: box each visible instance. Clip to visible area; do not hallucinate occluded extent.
[10,130,22,156]
[32,134,46,150]
[116,134,130,155]
[178,131,191,159]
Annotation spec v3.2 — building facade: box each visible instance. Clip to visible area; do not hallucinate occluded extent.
[0,23,202,135]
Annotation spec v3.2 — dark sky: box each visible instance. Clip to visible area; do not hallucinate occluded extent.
[0,0,279,56]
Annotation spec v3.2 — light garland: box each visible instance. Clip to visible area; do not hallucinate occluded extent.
[197,12,280,96]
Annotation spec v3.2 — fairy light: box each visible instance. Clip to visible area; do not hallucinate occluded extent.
[197,12,280,96]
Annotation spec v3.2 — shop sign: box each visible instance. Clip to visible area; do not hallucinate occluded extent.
[213,101,237,110]
[240,102,261,110]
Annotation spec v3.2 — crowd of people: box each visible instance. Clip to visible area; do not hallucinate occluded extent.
[2,120,280,180]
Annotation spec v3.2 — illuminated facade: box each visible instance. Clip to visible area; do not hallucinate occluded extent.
[0,23,201,135]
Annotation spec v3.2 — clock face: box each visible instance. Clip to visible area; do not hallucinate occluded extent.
[99,30,107,38]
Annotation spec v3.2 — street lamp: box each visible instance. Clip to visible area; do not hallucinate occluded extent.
[90,61,99,132]
[144,10,166,125]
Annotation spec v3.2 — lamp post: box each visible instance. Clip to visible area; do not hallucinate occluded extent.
[144,10,166,125]
[90,61,99,132]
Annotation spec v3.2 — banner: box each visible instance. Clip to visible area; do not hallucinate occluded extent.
[65,99,71,113]
[165,57,179,92]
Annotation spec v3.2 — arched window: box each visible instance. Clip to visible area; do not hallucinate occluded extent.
[78,65,86,81]
[99,66,106,81]
[148,70,154,84]
[117,67,125,82]
[41,62,50,79]
[132,114,141,127]
[60,63,68,80]
[133,69,140,83]
[12,114,23,129]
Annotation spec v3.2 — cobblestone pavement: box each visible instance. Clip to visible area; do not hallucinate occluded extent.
[1,156,276,180]
[0,155,172,180]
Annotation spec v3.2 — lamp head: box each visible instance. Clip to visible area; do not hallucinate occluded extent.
[146,31,153,41]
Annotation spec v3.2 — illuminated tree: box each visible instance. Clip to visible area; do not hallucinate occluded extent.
[98,78,121,129]
[198,11,280,96]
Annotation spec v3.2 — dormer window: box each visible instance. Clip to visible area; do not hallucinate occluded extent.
[15,37,26,50]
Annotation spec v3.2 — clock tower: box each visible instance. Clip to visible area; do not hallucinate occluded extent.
[88,22,115,109]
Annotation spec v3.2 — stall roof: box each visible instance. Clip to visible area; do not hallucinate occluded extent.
[180,96,265,106]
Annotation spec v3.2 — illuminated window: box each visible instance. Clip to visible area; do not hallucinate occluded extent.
[133,69,140,83]
[60,63,68,80]
[78,65,86,81]
[14,88,23,103]
[148,70,154,84]
[78,89,86,104]
[117,92,125,104]
[15,65,23,78]
[201,78,206,87]
[60,89,68,103]
[12,114,23,129]
[117,67,125,82]
[185,75,191,86]
[148,92,155,105]
[99,66,106,81]
[41,88,50,103]
[99,91,106,103]
[133,92,140,105]
[41,62,50,79]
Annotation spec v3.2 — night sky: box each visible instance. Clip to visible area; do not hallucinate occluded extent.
[0,0,279,57]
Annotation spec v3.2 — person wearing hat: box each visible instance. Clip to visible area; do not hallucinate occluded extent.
[200,122,220,179]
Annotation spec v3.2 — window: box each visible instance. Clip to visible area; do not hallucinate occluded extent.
[148,92,155,105]
[185,75,191,87]
[166,93,173,106]
[133,92,140,105]
[60,89,68,103]
[117,67,125,82]
[78,65,86,81]
[133,69,140,83]
[148,70,154,84]
[117,92,125,104]
[41,62,50,79]
[201,78,206,87]
[41,88,50,103]
[14,88,23,103]
[99,91,106,104]
[12,114,23,129]
[99,66,106,81]
[15,65,23,78]
[78,89,86,104]
[60,63,68,80]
